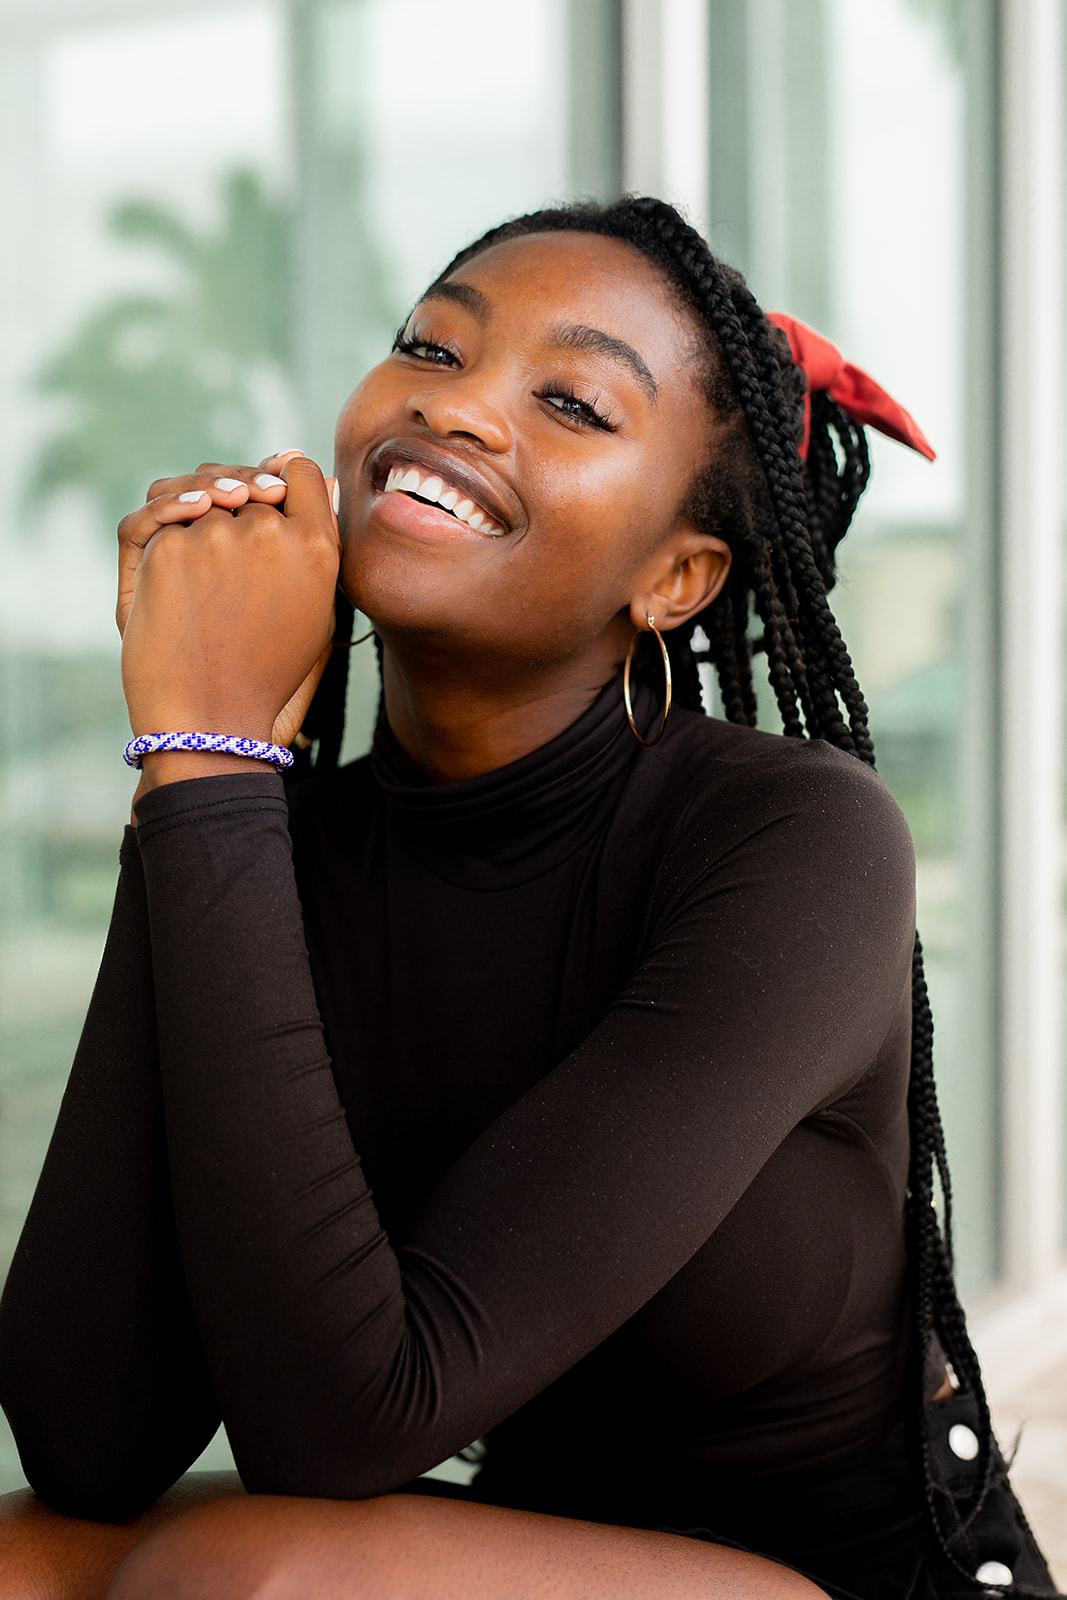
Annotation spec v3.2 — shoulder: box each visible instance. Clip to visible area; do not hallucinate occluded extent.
[647,707,916,916]
[665,706,912,848]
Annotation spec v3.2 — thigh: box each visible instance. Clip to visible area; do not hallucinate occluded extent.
[103,1486,833,1600]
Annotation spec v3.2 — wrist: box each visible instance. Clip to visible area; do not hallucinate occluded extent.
[133,750,279,806]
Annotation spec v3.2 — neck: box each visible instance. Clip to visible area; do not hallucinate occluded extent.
[379,635,628,784]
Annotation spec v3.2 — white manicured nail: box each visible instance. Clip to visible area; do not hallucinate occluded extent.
[332,480,340,514]
[215,477,244,491]
[179,490,207,503]
[255,473,286,488]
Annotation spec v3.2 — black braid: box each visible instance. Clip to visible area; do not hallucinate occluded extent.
[280,585,356,787]
[293,194,1058,1596]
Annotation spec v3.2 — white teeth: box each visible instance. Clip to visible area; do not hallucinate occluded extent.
[379,461,508,535]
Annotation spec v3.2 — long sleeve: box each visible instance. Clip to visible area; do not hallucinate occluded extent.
[132,750,917,1501]
[0,827,221,1521]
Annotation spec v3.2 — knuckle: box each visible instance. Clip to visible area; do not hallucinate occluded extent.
[244,503,280,530]
[196,516,230,544]
[142,524,180,560]
[313,531,341,561]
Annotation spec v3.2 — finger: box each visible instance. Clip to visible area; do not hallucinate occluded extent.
[145,468,288,506]
[116,488,218,636]
[145,464,228,496]
[279,455,334,532]
[257,448,306,470]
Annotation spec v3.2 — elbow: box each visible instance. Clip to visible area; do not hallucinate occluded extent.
[6,1426,213,1523]
[224,1339,469,1500]
[5,1433,163,1523]
[0,1304,139,1519]
[0,1380,221,1524]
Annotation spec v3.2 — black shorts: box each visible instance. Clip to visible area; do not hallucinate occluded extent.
[645,1386,1061,1599]
[397,1386,1061,1599]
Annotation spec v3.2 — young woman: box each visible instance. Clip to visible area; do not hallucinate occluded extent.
[0,195,1061,1600]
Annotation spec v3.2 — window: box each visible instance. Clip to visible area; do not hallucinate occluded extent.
[0,0,620,1493]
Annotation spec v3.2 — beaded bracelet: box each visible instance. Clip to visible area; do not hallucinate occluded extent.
[123,731,295,770]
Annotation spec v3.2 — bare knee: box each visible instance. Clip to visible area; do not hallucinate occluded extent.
[0,1472,249,1600]
[0,1484,154,1600]
[104,1499,281,1600]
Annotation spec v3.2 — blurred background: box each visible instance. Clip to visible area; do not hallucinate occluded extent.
[1,0,1065,1574]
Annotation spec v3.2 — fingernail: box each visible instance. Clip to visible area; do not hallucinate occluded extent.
[331,479,340,514]
[215,477,245,492]
[179,490,208,503]
[255,473,286,489]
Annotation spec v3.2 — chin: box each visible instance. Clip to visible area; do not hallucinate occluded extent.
[337,547,466,642]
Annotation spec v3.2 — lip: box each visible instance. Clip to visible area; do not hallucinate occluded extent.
[367,438,517,535]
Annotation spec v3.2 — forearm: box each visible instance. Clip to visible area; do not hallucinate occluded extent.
[0,834,219,1519]
[134,772,425,1496]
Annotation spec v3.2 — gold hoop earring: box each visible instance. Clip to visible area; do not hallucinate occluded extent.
[623,610,672,747]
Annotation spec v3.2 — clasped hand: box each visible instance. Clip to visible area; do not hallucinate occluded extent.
[118,450,342,753]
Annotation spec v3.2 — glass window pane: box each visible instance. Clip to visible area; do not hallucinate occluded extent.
[708,0,1000,1296]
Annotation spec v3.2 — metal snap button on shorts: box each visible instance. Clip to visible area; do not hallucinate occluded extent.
[651,1386,1060,1600]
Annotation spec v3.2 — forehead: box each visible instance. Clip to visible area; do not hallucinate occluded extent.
[426,230,702,394]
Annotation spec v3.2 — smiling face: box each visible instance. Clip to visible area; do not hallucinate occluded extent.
[333,229,731,684]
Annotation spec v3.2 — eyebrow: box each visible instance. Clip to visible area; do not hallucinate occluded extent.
[412,280,660,407]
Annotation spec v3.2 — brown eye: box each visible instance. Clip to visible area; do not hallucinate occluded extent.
[538,383,616,431]
[390,327,618,433]
[391,329,461,364]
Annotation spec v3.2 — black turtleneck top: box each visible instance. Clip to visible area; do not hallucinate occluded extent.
[0,671,934,1527]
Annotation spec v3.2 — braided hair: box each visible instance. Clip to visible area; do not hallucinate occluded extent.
[286,194,1055,1596]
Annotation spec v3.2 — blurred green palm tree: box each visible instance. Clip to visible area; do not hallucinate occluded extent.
[16,161,393,543]
[16,168,292,541]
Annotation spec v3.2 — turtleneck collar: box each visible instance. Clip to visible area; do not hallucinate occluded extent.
[368,670,661,890]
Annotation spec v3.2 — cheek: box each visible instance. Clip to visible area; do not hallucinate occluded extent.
[531,473,652,595]
[491,513,649,657]
[334,366,395,462]
[531,451,632,544]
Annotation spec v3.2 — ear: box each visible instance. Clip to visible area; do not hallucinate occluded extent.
[629,527,732,633]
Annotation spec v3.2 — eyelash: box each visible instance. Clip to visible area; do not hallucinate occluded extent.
[390,327,619,432]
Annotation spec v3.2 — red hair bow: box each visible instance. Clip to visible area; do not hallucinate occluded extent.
[766,310,936,464]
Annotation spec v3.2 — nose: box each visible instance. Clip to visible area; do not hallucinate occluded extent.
[405,373,512,453]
